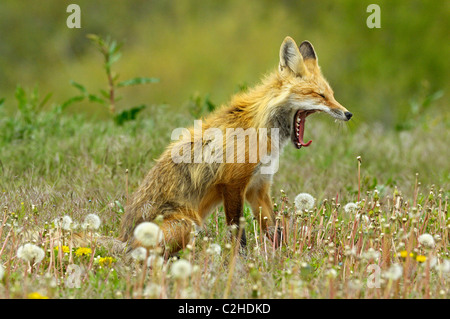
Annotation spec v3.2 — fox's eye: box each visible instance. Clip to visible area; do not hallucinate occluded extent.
[318,93,326,99]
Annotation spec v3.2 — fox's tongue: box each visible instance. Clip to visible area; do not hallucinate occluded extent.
[298,112,312,147]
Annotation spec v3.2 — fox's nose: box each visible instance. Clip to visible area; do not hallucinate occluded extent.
[344,112,353,120]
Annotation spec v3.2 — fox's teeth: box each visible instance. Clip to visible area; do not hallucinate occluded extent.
[297,117,301,123]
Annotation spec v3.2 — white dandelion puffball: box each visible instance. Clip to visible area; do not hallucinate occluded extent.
[0,264,4,280]
[206,243,221,256]
[418,233,435,248]
[82,213,101,231]
[143,283,162,298]
[171,259,192,280]
[54,216,72,230]
[61,215,73,230]
[54,215,73,231]
[344,202,358,214]
[361,248,380,261]
[383,263,403,281]
[17,243,45,264]
[325,268,338,279]
[147,254,165,269]
[435,259,450,274]
[294,193,315,211]
[130,247,147,261]
[356,214,370,224]
[134,222,164,247]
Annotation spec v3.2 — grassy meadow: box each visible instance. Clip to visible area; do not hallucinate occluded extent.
[0,1,449,299]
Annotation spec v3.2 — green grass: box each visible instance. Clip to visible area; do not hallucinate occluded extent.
[0,94,448,298]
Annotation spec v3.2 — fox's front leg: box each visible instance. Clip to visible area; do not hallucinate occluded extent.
[245,182,282,246]
[221,185,247,247]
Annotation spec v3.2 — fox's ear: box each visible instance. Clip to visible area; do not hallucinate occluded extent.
[299,41,317,60]
[279,37,308,77]
[299,41,319,73]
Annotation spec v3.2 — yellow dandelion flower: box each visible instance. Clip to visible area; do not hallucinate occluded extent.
[98,256,116,267]
[28,292,49,299]
[416,255,427,263]
[75,247,92,257]
[397,250,408,258]
[54,245,70,253]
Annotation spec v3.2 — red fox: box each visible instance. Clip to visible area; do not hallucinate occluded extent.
[119,36,352,254]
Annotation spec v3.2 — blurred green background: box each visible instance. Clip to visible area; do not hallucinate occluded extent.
[1,0,448,126]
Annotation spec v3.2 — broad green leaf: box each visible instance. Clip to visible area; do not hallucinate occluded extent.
[113,104,146,125]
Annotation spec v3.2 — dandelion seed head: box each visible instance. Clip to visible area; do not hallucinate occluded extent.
[435,259,450,273]
[130,247,147,261]
[61,216,73,231]
[344,202,358,214]
[17,243,45,264]
[294,193,315,211]
[361,248,380,261]
[325,268,338,278]
[82,213,101,231]
[383,263,403,280]
[147,254,164,269]
[143,283,162,298]
[206,243,221,256]
[171,259,192,280]
[133,222,164,247]
[53,215,73,231]
[418,233,435,248]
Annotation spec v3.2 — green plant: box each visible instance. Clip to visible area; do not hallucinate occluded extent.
[68,34,160,125]
[186,93,216,119]
[14,85,52,124]
[0,86,56,142]
[395,88,444,131]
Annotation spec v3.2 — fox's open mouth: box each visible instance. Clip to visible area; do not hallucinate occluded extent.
[292,110,316,149]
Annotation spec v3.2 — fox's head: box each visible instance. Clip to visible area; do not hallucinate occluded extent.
[276,36,352,149]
